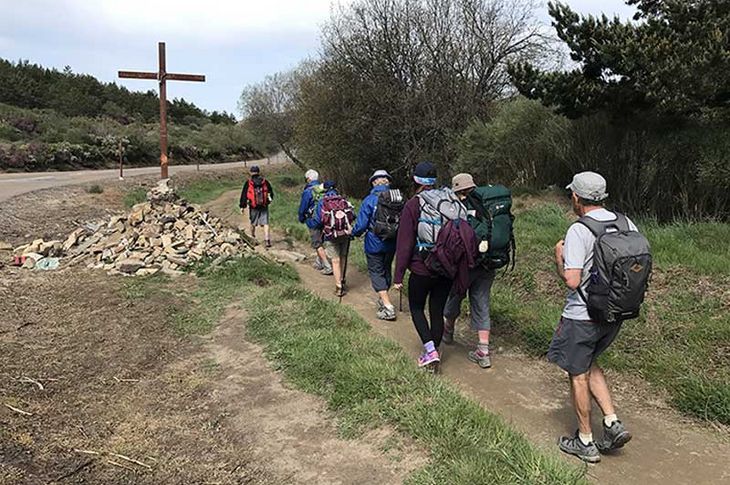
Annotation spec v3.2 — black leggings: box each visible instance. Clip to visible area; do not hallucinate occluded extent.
[408,273,452,347]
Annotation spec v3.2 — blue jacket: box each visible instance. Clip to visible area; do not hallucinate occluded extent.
[311,189,339,228]
[298,180,320,229]
[352,185,396,255]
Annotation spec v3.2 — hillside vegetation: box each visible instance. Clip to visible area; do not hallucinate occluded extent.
[0,59,264,171]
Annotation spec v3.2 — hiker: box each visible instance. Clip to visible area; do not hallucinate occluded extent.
[393,161,476,371]
[352,169,403,321]
[298,169,332,275]
[313,180,355,297]
[551,171,651,463]
[442,173,515,369]
[239,165,274,248]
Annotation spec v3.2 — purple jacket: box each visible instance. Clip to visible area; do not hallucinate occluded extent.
[394,196,430,283]
[430,219,478,296]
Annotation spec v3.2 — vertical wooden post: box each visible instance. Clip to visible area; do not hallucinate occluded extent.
[118,140,124,180]
[158,42,169,179]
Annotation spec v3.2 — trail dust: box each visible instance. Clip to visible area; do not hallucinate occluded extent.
[207,189,730,485]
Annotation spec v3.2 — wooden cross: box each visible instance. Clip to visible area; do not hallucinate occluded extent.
[119,42,205,179]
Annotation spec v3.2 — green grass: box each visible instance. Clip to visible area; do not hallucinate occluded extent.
[178,178,242,204]
[123,187,147,208]
[494,202,730,425]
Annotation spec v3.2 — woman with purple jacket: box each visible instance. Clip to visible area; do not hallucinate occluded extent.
[393,161,453,371]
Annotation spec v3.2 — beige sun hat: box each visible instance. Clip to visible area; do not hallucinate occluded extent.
[452,173,477,192]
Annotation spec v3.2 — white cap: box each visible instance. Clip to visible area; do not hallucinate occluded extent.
[566,171,608,202]
[305,169,319,182]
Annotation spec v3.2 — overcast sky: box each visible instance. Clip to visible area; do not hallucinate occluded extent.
[1,1,636,116]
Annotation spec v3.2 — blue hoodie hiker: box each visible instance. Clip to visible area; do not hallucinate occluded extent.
[352,170,404,321]
[298,169,332,274]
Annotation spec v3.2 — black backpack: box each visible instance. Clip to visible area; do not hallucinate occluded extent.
[578,213,652,324]
[372,189,404,240]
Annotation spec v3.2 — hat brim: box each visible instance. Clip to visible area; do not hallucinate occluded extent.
[454,182,476,192]
[370,174,392,184]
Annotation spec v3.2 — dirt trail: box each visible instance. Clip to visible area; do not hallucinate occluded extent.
[208,189,730,485]
[205,306,423,485]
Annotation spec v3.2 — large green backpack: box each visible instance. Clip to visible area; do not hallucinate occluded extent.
[465,185,515,269]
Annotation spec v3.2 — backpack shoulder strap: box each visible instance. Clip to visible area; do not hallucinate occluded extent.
[466,192,490,221]
[578,211,630,236]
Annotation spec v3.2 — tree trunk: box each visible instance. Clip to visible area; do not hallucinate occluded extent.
[280,143,306,171]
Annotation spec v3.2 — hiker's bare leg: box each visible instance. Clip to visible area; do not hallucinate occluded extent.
[317,247,329,267]
[378,290,393,307]
[588,364,616,416]
[263,224,271,241]
[570,372,593,434]
[478,329,490,345]
[331,257,342,286]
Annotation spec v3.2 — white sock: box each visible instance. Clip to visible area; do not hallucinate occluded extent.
[579,432,593,445]
[604,414,618,427]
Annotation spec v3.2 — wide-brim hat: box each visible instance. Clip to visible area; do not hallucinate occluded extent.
[369,169,392,184]
[452,173,476,192]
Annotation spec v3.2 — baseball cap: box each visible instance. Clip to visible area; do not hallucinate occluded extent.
[452,173,476,192]
[413,161,437,185]
[305,169,319,181]
[566,171,608,202]
[323,180,337,190]
[249,165,260,174]
[369,169,392,184]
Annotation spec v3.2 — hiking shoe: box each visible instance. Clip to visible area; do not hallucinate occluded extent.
[468,349,492,369]
[596,420,632,453]
[320,266,334,276]
[312,260,324,271]
[558,432,601,463]
[376,305,397,321]
[418,350,440,368]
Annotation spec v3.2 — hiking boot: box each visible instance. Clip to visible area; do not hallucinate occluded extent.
[376,305,397,321]
[335,285,347,297]
[468,348,492,369]
[320,266,334,276]
[596,420,632,453]
[418,350,440,369]
[558,432,601,463]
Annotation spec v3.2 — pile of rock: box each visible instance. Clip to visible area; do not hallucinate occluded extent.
[9,179,254,276]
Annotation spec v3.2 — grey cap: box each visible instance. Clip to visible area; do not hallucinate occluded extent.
[452,173,476,192]
[369,169,392,184]
[566,171,608,202]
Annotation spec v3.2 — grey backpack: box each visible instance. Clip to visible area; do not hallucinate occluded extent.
[578,213,652,324]
[416,188,467,252]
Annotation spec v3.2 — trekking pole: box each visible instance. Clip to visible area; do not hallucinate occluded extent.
[339,237,351,304]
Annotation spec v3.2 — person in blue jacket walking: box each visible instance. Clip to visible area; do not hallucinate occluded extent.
[352,169,398,321]
[298,169,332,275]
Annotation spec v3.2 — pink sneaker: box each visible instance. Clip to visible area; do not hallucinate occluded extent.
[418,350,440,368]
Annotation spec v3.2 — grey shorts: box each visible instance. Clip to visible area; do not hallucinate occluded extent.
[323,237,349,260]
[547,317,622,375]
[249,207,269,227]
[443,266,495,331]
[365,251,395,292]
[308,227,323,249]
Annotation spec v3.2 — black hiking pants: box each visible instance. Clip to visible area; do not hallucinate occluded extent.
[408,273,452,347]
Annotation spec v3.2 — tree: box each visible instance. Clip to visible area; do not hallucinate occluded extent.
[509,0,730,119]
[295,0,552,194]
[238,68,309,170]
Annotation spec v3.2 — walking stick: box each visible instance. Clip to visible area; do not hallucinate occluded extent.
[339,237,351,304]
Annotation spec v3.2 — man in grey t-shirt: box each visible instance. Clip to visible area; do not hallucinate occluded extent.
[549,171,634,463]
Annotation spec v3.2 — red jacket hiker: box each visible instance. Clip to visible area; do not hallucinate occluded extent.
[240,175,274,209]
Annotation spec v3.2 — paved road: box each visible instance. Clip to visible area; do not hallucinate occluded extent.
[0,157,285,202]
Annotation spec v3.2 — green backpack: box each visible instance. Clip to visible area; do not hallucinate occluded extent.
[465,185,515,270]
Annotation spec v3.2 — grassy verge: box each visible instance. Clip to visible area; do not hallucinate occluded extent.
[147,254,585,484]
[493,202,730,425]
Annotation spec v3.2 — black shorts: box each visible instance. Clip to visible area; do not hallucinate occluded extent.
[547,317,622,375]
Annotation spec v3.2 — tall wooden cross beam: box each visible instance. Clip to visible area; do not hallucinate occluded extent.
[119,42,205,179]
